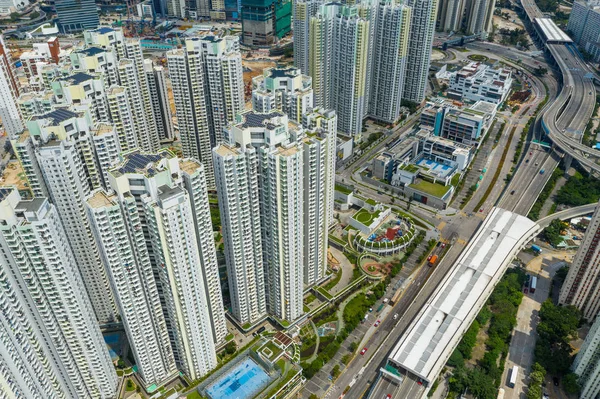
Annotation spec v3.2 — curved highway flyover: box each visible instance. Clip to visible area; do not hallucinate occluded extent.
[521,0,600,173]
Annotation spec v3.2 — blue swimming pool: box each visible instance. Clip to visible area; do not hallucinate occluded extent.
[206,357,271,399]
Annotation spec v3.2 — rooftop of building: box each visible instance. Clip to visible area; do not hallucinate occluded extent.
[90,27,115,34]
[214,144,240,157]
[267,67,299,79]
[179,159,202,175]
[78,46,105,57]
[31,108,79,125]
[388,208,536,383]
[15,197,46,215]
[63,72,95,85]
[238,110,285,129]
[468,100,498,114]
[157,184,184,202]
[87,190,116,208]
[276,144,300,156]
[112,150,173,178]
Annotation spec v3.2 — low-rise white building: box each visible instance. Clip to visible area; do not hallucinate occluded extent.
[448,62,513,104]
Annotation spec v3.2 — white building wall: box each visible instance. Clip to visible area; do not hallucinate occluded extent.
[213,145,266,326]
[86,191,178,389]
[0,190,117,399]
[35,137,118,325]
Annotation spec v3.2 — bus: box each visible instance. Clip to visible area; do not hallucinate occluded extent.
[509,366,519,388]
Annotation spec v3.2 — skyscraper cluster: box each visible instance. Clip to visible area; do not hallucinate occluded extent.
[294,0,435,137]
[0,25,337,397]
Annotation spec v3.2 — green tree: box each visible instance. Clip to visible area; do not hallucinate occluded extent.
[349,341,359,352]
[341,354,352,364]
[563,373,581,394]
[331,364,341,378]
[309,394,319,399]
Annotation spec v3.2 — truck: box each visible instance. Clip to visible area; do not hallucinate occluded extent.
[531,244,542,254]
[497,388,505,399]
[428,255,438,266]
[377,304,384,312]
[509,366,519,388]
[530,276,537,294]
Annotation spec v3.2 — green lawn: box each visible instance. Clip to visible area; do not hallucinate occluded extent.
[261,341,284,360]
[409,180,451,197]
[400,164,419,173]
[353,209,381,225]
[335,184,353,195]
[185,391,202,399]
[468,54,488,62]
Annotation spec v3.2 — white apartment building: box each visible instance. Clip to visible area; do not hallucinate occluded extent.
[144,60,175,140]
[86,190,178,390]
[107,86,139,152]
[369,0,411,124]
[0,188,118,399]
[0,39,24,138]
[293,0,321,75]
[167,41,214,187]
[108,151,225,379]
[560,200,600,320]
[213,144,267,327]
[17,92,54,122]
[330,6,370,136]
[403,0,438,104]
[298,108,337,286]
[568,0,600,62]
[117,58,159,152]
[79,28,160,152]
[0,207,67,399]
[252,67,314,123]
[51,72,110,124]
[448,61,513,104]
[19,37,67,79]
[25,108,119,325]
[572,313,600,399]
[466,0,497,37]
[437,0,465,32]
[217,110,305,324]
[200,36,244,147]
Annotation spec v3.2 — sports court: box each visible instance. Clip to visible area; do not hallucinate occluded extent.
[205,357,271,399]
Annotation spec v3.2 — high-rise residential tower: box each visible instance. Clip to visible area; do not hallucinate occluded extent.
[251,66,314,123]
[403,0,438,104]
[168,36,244,187]
[216,110,304,324]
[369,0,411,124]
[299,108,337,286]
[466,0,496,37]
[144,60,175,140]
[0,188,118,399]
[24,108,119,325]
[293,0,321,74]
[86,190,179,390]
[309,3,369,136]
[572,314,600,399]
[107,151,226,378]
[201,36,245,146]
[559,200,600,320]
